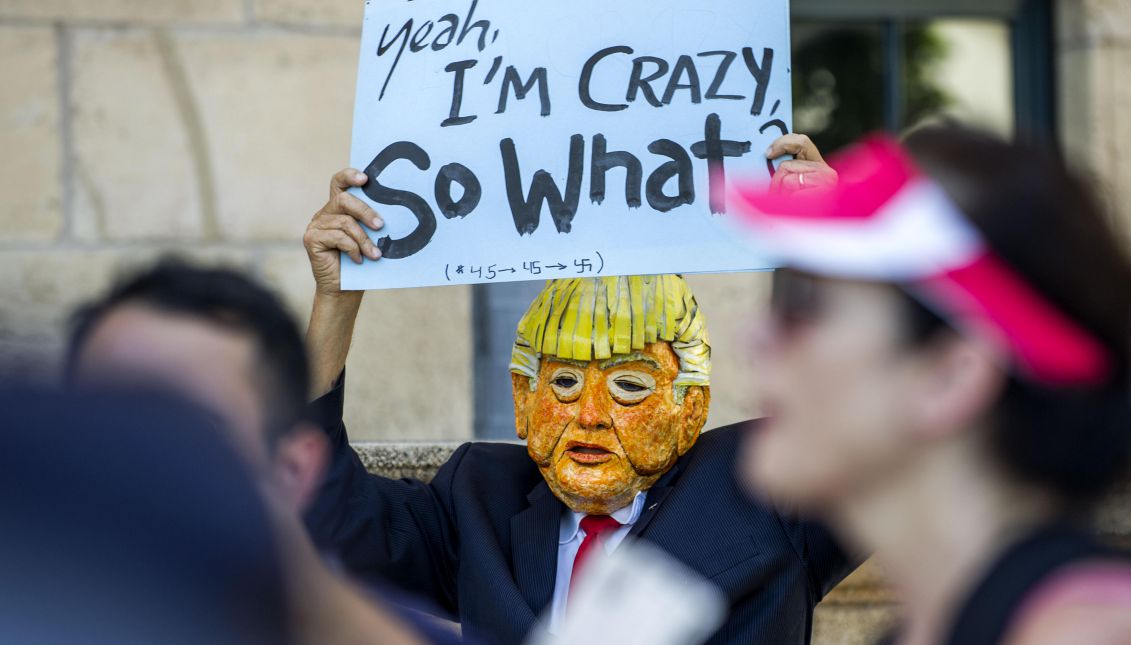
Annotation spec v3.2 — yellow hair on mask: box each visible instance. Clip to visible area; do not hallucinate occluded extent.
[510,275,711,398]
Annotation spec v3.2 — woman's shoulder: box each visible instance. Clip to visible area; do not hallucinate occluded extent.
[1006,558,1131,645]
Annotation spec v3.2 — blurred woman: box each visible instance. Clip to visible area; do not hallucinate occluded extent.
[738,127,1131,645]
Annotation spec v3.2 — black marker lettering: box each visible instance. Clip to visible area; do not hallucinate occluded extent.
[441,59,477,127]
[496,66,551,116]
[500,135,585,235]
[627,56,669,108]
[432,14,458,50]
[376,19,412,100]
[483,55,503,85]
[361,142,436,259]
[590,134,642,208]
[409,20,433,52]
[661,55,702,105]
[646,139,695,212]
[578,45,632,112]
[434,162,482,219]
[697,50,744,100]
[690,113,752,214]
[457,0,491,51]
[742,47,774,116]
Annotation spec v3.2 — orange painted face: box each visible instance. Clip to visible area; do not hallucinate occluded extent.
[513,341,710,514]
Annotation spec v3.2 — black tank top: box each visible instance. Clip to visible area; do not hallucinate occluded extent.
[878,522,1121,645]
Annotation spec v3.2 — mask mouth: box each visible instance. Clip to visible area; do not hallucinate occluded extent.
[564,441,616,464]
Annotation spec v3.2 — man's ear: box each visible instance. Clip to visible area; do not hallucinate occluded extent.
[677,385,711,455]
[270,423,329,515]
[511,373,534,440]
[911,335,1005,441]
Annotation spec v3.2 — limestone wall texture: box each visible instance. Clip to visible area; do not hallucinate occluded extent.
[2,0,1128,442]
[0,0,475,440]
[0,2,1129,642]
[1057,0,1131,247]
[0,0,778,442]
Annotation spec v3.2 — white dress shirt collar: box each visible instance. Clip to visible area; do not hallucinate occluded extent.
[558,491,647,545]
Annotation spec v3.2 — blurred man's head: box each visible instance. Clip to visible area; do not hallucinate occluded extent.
[66,259,326,513]
[0,386,291,645]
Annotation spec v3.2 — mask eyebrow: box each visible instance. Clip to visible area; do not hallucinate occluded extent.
[544,357,588,369]
[598,352,661,371]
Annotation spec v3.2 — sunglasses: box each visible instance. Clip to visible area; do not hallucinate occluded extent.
[769,269,826,333]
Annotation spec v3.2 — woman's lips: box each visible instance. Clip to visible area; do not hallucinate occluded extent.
[565,442,615,464]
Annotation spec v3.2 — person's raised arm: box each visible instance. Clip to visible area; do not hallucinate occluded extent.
[301,176,462,609]
[303,168,384,398]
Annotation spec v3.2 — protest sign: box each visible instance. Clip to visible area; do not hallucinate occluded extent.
[343,0,791,290]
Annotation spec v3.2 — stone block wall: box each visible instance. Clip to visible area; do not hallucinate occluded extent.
[1057,0,1131,245]
[0,2,1128,640]
[0,0,778,442]
[3,0,1127,442]
[0,1,475,440]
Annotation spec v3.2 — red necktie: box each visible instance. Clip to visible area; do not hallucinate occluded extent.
[570,514,623,590]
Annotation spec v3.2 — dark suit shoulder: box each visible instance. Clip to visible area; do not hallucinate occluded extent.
[449,441,538,481]
[691,419,855,600]
[696,419,761,450]
[439,441,545,510]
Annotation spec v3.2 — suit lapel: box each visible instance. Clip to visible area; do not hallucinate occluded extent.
[629,463,680,538]
[509,462,683,616]
[510,481,563,617]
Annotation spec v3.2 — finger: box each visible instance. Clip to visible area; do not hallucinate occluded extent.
[329,192,384,230]
[320,213,381,260]
[766,134,824,163]
[321,229,365,265]
[770,168,808,194]
[770,166,792,193]
[777,160,827,175]
[804,167,838,188]
[329,168,368,199]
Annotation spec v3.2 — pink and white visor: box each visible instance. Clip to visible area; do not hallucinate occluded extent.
[730,135,1111,387]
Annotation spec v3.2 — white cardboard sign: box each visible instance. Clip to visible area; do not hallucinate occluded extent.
[343,0,791,290]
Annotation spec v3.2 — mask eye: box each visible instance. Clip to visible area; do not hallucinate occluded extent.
[548,367,583,402]
[608,370,656,405]
[553,375,577,388]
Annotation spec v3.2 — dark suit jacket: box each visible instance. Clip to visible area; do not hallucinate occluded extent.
[305,378,853,645]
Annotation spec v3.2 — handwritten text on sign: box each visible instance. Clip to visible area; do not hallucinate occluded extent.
[343,0,790,290]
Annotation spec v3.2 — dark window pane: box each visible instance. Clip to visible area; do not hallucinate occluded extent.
[792,18,1015,153]
[791,21,885,153]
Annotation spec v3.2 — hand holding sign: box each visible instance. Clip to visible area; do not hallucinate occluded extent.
[344,0,793,290]
[305,169,384,296]
[766,133,838,194]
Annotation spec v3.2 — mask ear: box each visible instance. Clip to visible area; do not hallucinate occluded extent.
[511,372,534,440]
[676,385,710,455]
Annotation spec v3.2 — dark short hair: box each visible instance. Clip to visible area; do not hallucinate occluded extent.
[901,125,1131,503]
[66,258,310,441]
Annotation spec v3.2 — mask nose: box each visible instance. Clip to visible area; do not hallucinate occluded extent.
[577,376,612,430]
